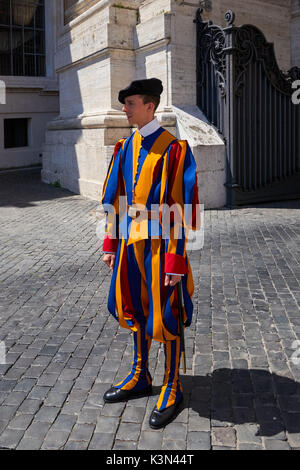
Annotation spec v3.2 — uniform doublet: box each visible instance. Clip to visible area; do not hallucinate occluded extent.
[101,120,199,414]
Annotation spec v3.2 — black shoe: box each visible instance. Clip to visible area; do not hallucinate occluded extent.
[149,397,183,429]
[103,384,152,403]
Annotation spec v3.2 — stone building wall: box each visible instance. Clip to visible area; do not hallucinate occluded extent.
[0,0,59,170]
[291,0,300,66]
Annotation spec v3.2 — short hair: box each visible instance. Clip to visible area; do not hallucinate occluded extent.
[140,94,160,112]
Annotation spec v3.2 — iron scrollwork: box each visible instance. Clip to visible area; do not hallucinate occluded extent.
[234,24,294,96]
[195,9,300,207]
[195,8,227,98]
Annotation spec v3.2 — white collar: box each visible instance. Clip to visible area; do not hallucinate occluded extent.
[137,117,161,138]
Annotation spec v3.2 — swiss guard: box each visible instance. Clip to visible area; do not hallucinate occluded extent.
[101,78,200,429]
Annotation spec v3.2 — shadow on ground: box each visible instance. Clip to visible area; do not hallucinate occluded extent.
[217,199,300,211]
[150,369,300,437]
[0,169,76,208]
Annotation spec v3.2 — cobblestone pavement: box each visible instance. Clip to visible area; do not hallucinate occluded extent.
[0,169,300,450]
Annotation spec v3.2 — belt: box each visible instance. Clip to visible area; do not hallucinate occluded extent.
[128,206,160,220]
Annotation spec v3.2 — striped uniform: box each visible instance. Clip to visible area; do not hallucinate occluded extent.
[101,126,199,410]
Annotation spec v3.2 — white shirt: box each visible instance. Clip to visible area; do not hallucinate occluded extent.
[138,117,161,138]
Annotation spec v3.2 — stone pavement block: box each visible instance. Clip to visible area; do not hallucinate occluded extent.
[95,416,119,434]
[263,439,291,450]
[18,398,43,414]
[116,422,141,441]
[88,432,114,450]
[163,422,187,441]
[41,430,70,450]
[67,357,86,369]
[3,368,26,381]
[34,405,60,423]
[162,439,186,450]
[187,431,211,450]
[235,424,261,444]
[24,420,51,439]
[60,400,84,415]
[188,415,210,432]
[212,446,236,450]
[0,405,18,420]
[68,423,95,442]
[138,431,163,450]
[286,432,300,448]
[2,391,28,406]
[23,366,45,379]
[43,391,68,407]
[68,389,89,402]
[0,420,8,433]
[73,376,95,390]
[64,440,89,450]
[212,427,236,447]
[80,365,101,378]
[16,437,43,450]
[51,414,77,432]
[37,374,58,387]
[51,380,74,394]
[77,409,99,425]
[113,440,137,450]
[0,380,18,392]
[8,413,34,430]
[45,363,65,375]
[27,386,50,401]
[40,345,60,356]
[83,392,104,410]
[0,428,24,449]
[121,406,145,424]
[237,443,263,450]
[97,370,116,383]
[58,368,81,381]
[101,402,126,418]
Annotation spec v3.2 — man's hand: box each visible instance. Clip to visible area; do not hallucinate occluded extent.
[164,274,182,287]
[103,253,116,271]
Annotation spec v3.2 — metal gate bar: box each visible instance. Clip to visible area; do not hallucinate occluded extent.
[195,9,300,207]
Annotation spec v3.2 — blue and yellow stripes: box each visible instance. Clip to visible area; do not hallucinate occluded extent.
[156,335,183,411]
[103,130,199,343]
[113,318,182,412]
[114,321,152,391]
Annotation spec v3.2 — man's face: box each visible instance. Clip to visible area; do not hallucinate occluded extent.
[122,95,154,128]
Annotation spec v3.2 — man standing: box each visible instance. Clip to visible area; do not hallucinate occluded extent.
[101,78,199,429]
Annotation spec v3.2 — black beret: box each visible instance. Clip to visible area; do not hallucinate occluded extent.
[118,78,163,104]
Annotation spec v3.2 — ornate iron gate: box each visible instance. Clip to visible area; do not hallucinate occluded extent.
[196,9,300,207]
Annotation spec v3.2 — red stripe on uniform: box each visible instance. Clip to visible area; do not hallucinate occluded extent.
[120,245,135,318]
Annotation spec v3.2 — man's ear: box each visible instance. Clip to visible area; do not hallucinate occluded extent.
[147,102,155,114]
